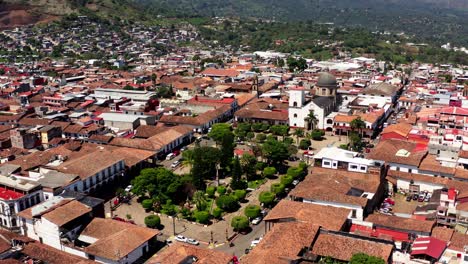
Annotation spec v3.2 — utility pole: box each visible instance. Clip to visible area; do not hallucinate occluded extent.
[172,216,176,236]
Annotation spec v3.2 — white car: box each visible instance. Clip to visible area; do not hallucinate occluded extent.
[171,160,181,168]
[186,238,199,245]
[250,237,262,248]
[251,217,262,225]
[124,185,132,193]
[292,180,300,186]
[175,235,187,243]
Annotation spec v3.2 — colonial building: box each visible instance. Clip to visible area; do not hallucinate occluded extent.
[289,72,338,129]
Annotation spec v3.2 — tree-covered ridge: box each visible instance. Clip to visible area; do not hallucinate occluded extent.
[136,0,468,46]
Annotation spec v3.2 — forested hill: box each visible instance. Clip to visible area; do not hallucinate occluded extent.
[136,0,468,46]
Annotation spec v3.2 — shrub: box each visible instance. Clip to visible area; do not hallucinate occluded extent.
[311,129,325,140]
[299,139,311,150]
[255,162,267,171]
[206,186,216,198]
[179,207,191,219]
[287,167,303,179]
[259,191,275,207]
[144,215,160,228]
[246,132,255,140]
[216,195,239,212]
[212,207,223,219]
[234,189,247,201]
[231,216,249,231]
[142,199,153,210]
[217,185,227,195]
[256,133,266,142]
[261,123,270,131]
[244,204,261,219]
[194,210,210,224]
[270,183,285,195]
[283,137,294,145]
[263,167,277,178]
[280,175,294,186]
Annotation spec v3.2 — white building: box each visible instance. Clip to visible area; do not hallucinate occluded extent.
[289,72,338,129]
[313,147,384,174]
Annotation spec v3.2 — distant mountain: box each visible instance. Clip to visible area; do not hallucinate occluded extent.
[137,0,468,45]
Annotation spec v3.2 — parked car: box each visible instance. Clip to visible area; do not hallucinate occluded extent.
[171,160,181,168]
[418,193,426,202]
[180,146,187,152]
[384,198,395,205]
[165,239,173,246]
[412,193,419,200]
[186,238,199,245]
[406,195,412,202]
[261,209,268,216]
[250,237,262,248]
[173,150,181,156]
[424,193,432,202]
[175,235,187,243]
[251,216,262,225]
[292,180,300,186]
[124,185,133,193]
[166,153,176,160]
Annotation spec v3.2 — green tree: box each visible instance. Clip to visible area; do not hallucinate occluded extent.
[216,195,239,212]
[209,124,235,170]
[132,168,187,204]
[191,146,221,190]
[263,167,277,178]
[231,156,246,190]
[270,125,289,139]
[287,166,305,179]
[241,154,257,181]
[280,175,294,186]
[212,207,223,219]
[206,186,216,198]
[244,204,261,219]
[144,215,160,228]
[294,128,304,144]
[194,210,210,224]
[161,199,177,216]
[182,149,195,169]
[231,216,249,231]
[256,133,266,143]
[217,185,226,195]
[246,131,255,140]
[350,117,366,137]
[262,138,289,165]
[350,253,385,264]
[234,189,247,201]
[142,199,153,211]
[299,139,311,150]
[311,129,324,141]
[305,110,318,130]
[270,183,285,195]
[192,191,207,211]
[259,191,275,207]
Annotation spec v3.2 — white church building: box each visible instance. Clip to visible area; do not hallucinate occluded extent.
[289,72,338,130]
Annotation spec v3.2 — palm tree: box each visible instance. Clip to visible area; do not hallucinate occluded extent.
[294,128,304,144]
[182,149,195,170]
[350,117,366,137]
[304,110,318,131]
[192,190,207,211]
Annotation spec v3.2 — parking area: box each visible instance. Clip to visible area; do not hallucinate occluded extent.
[390,193,431,215]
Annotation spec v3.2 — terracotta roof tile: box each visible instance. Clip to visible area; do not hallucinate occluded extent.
[431,227,454,242]
[365,214,434,233]
[81,218,158,261]
[242,222,320,264]
[367,139,427,167]
[148,242,232,264]
[289,167,381,208]
[264,200,350,231]
[311,232,393,262]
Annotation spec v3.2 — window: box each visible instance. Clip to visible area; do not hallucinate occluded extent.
[293,102,297,107]
[351,210,357,218]
[323,161,331,166]
[350,165,358,169]
[293,114,297,118]
[360,166,366,171]
[89,255,95,261]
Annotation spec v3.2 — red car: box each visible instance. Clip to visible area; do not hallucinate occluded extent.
[172,150,181,156]
[384,198,395,205]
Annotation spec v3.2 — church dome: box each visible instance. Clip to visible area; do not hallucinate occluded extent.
[317,72,338,88]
